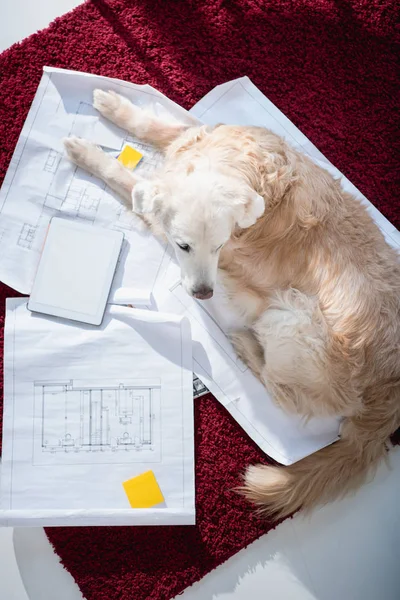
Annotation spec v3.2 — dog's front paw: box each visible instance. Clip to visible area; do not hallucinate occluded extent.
[93,89,121,118]
[63,136,100,170]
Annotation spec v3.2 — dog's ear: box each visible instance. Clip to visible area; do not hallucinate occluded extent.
[234,189,265,229]
[131,180,163,214]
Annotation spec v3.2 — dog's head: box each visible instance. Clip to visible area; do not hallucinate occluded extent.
[132,170,264,299]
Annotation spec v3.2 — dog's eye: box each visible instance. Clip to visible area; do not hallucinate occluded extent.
[177,243,190,252]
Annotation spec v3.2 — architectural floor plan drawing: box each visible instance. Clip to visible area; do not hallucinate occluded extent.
[43,157,104,223]
[33,379,161,465]
[0,67,197,294]
[1,300,195,525]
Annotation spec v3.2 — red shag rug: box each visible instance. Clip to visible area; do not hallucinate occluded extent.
[0,1,399,599]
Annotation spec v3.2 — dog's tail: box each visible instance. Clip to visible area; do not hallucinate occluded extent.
[242,382,400,518]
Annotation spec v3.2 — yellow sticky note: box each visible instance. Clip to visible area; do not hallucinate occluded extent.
[123,470,164,508]
[117,145,143,170]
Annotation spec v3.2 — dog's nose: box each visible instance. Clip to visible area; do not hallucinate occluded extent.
[192,286,214,300]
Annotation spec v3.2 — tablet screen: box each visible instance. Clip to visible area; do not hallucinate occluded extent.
[28,218,124,325]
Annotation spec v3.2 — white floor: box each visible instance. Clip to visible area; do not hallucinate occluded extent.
[1,4,400,600]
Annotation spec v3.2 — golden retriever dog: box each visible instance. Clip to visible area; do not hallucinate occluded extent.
[64,89,400,518]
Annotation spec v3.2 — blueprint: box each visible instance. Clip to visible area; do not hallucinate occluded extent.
[33,378,161,465]
[0,299,194,526]
[0,67,198,294]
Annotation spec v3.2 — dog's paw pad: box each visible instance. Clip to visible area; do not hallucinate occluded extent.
[93,89,120,116]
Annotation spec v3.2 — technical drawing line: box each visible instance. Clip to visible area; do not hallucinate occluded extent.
[32,379,162,465]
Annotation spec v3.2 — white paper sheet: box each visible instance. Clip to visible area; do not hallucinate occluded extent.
[0,67,199,295]
[0,298,194,526]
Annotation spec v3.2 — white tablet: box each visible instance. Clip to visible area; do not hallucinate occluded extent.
[28,218,124,325]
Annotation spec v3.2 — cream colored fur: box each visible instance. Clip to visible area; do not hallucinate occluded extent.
[64,89,400,518]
